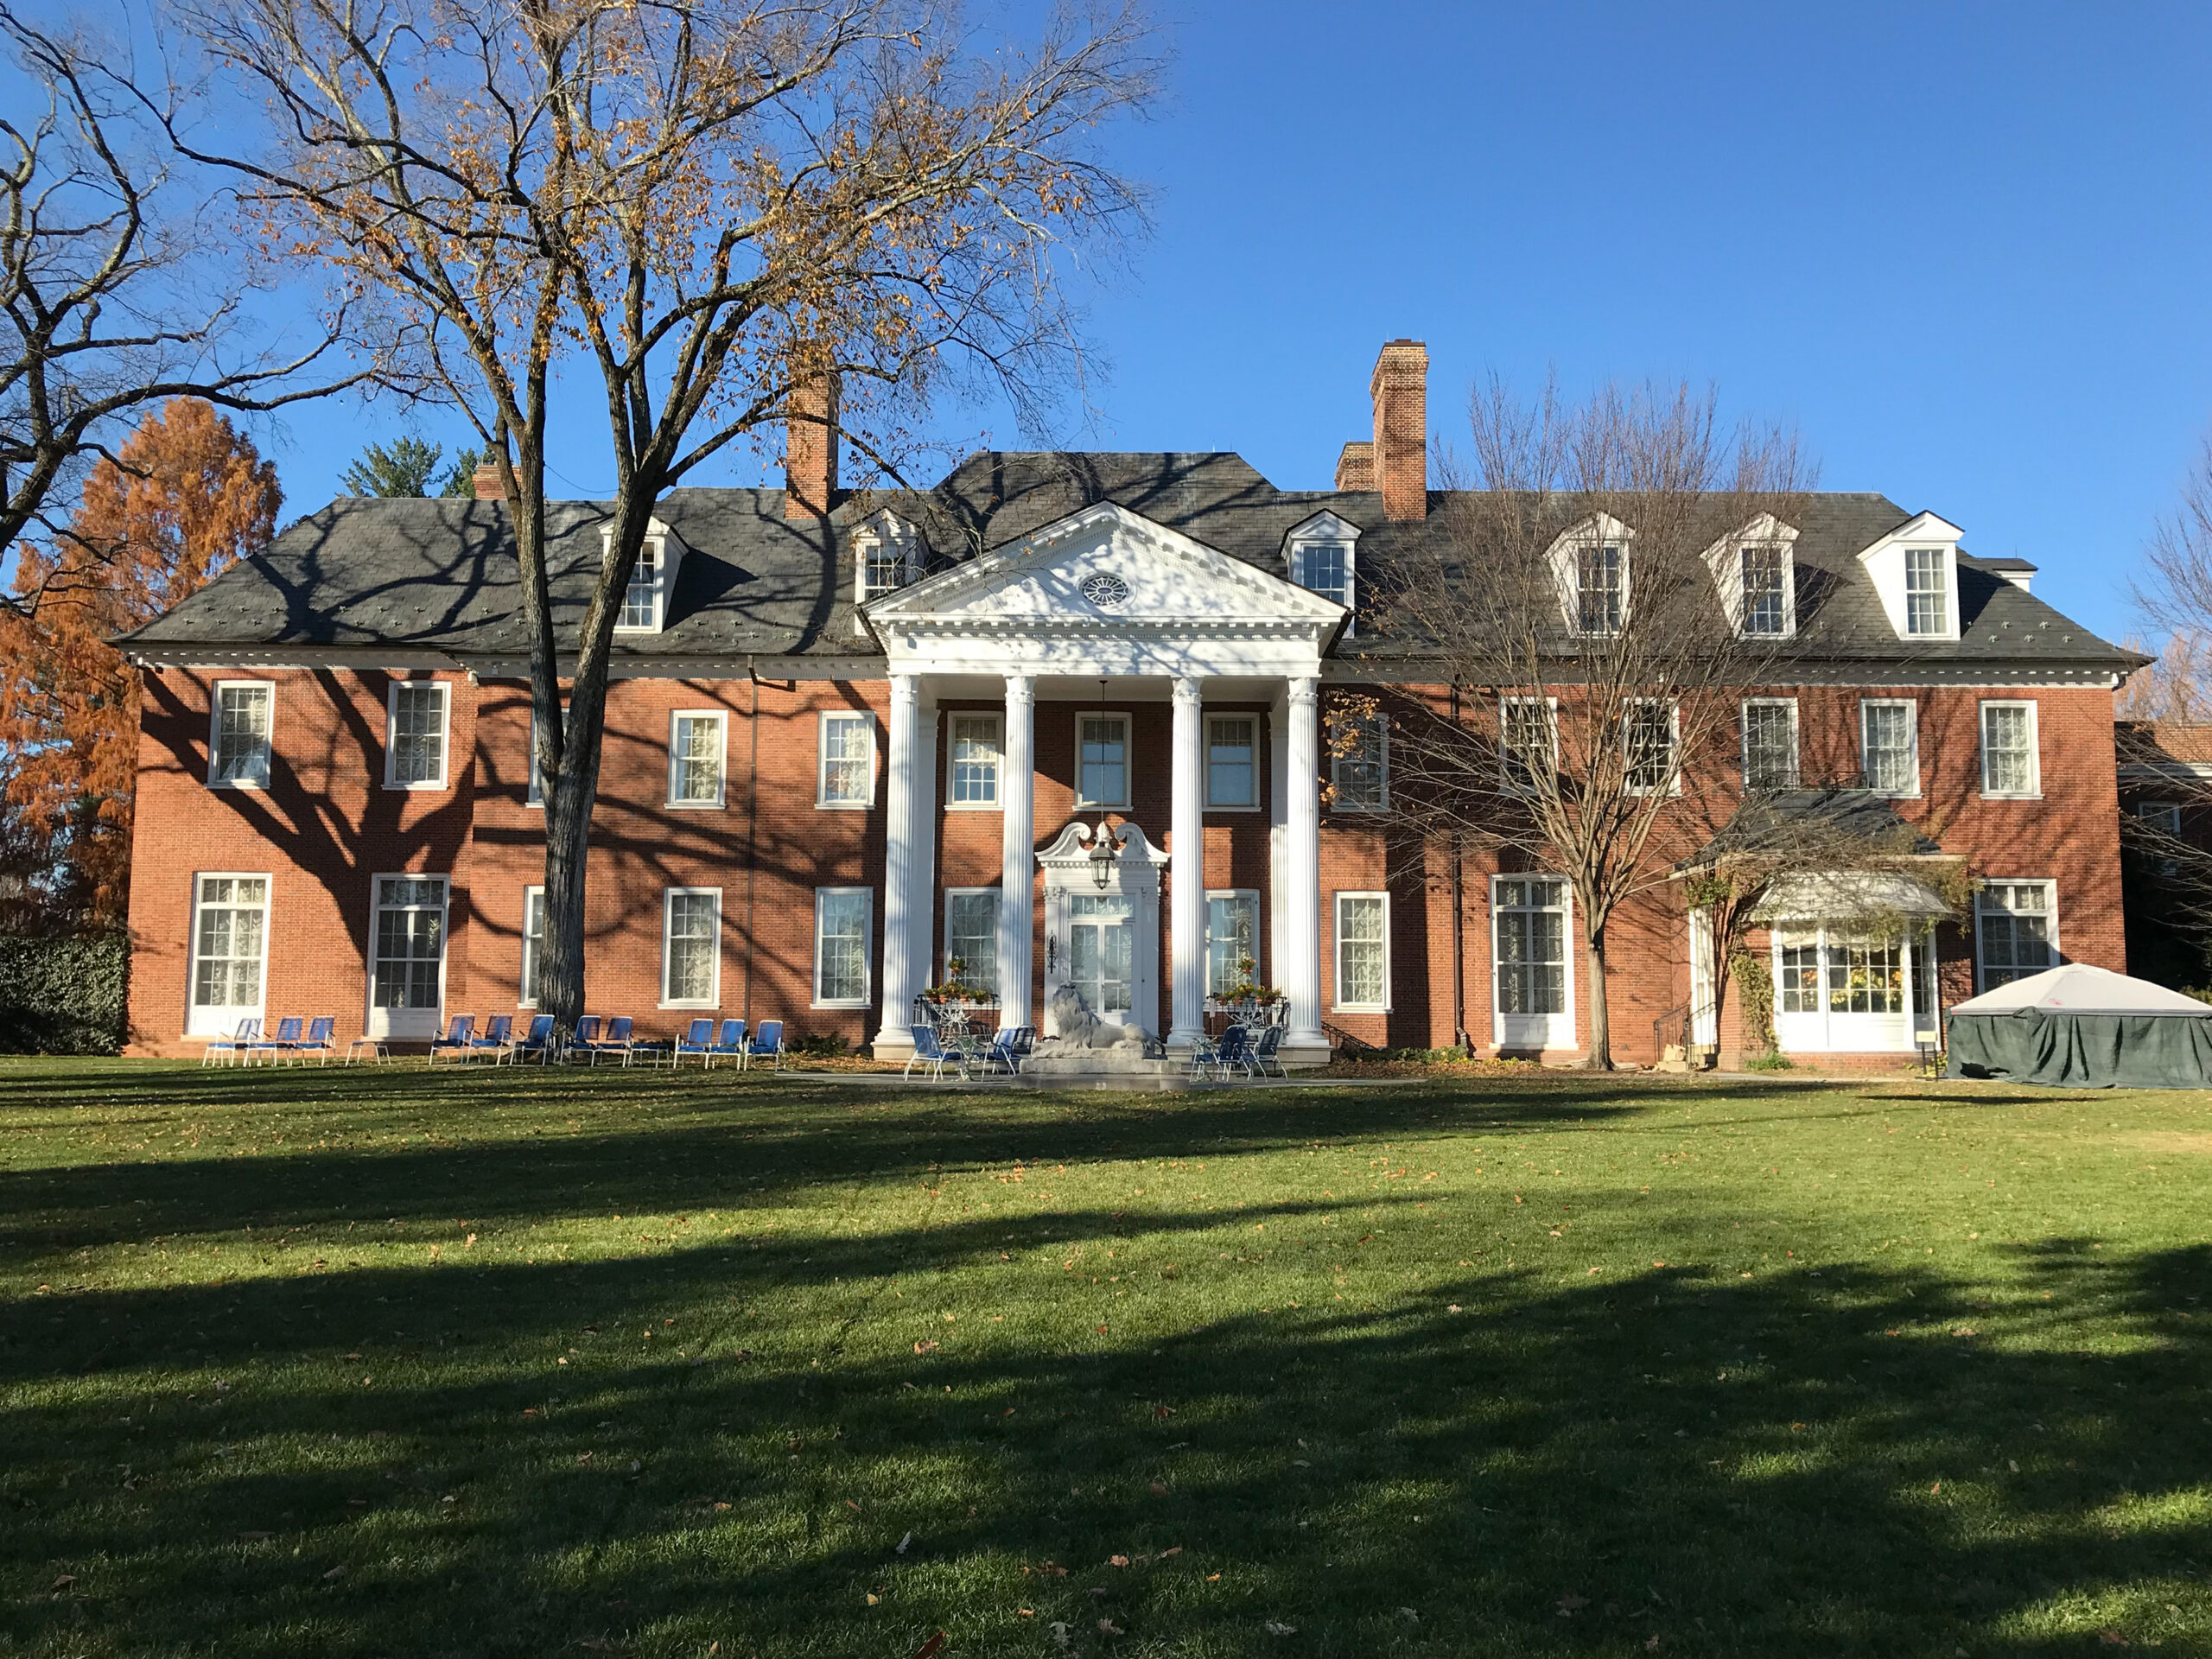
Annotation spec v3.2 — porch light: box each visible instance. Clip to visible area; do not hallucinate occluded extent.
[1089,822,1118,889]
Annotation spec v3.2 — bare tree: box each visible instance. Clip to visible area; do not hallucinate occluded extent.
[0,4,361,617]
[167,0,1158,1032]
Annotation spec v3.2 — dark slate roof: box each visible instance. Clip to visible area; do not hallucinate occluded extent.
[118,450,2139,677]
[1681,788,1948,869]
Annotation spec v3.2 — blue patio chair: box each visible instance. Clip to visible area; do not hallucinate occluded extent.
[565,1014,602,1062]
[509,1014,556,1065]
[704,1019,746,1067]
[672,1018,715,1065]
[246,1015,302,1065]
[742,1019,785,1071]
[1249,1023,1287,1078]
[296,1016,337,1065]
[202,1016,260,1066]
[906,1024,967,1081]
[981,1027,1026,1075]
[579,1015,636,1066]
[1191,1023,1249,1080]
[428,1014,475,1064]
[467,1014,512,1061]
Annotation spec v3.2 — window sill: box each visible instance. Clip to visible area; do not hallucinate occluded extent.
[1073,800,1131,813]
[816,799,874,811]
[1980,791,2043,802]
[207,778,269,791]
[1332,1003,1389,1014]
[1865,788,1921,801]
[664,799,726,811]
[812,998,870,1011]
[1205,800,1264,813]
[659,1000,720,1011]
[384,780,450,792]
[944,800,1003,812]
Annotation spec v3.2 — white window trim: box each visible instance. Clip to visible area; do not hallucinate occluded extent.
[1623,696,1682,798]
[1501,695,1560,788]
[1490,874,1577,1048]
[1283,510,1361,635]
[812,886,874,1008]
[1073,709,1134,810]
[365,871,450,1039]
[666,709,728,810]
[1205,887,1262,997]
[610,522,681,635]
[943,886,1001,990]
[525,707,545,809]
[1856,512,1965,643]
[1974,878,2061,994]
[1329,710,1389,812]
[1700,514,1800,639]
[383,680,451,791]
[852,512,923,632]
[207,679,275,790]
[1859,696,1921,799]
[1332,890,1391,1013]
[817,710,878,810]
[1740,696,1800,790]
[519,885,544,1007]
[186,871,272,1037]
[1977,699,2042,800]
[944,711,1004,811]
[1545,512,1635,637]
[2139,799,2183,833]
[1204,714,1263,812]
[659,886,723,1008]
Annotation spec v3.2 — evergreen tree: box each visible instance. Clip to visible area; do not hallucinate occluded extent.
[435,446,493,499]
[340,436,443,497]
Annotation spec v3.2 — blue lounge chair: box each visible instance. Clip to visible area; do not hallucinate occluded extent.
[1249,1023,1287,1078]
[564,1015,602,1062]
[672,1018,715,1065]
[246,1015,301,1065]
[704,1019,746,1067]
[296,1016,337,1065]
[202,1016,260,1066]
[980,1027,1027,1075]
[509,1014,556,1064]
[1190,1023,1250,1080]
[581,1015,636,1066]
[742,1019,785,1071]
[906,1023,967,1081]
[428,1014,475,1064]
[467,1014,512,1061]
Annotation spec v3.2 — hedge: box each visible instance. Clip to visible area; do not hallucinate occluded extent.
[0,931,130,1055]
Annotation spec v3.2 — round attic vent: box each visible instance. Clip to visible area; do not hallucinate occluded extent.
[1080,572,1130,608]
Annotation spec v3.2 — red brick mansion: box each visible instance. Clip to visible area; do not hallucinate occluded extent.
[118,342,2137,1065]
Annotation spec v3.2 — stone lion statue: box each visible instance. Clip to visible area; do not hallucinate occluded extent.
[1037,984,1153,1053]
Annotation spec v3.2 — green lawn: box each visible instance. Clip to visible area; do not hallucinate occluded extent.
[2,1060,2209,1657]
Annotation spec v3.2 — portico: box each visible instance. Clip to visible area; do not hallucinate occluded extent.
[861,502,1345,1065]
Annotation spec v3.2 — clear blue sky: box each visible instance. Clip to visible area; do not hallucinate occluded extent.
[261,0,2212,647]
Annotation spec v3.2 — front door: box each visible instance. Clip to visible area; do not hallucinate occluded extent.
[367,874,448,1040]
[1493,875,1574,1050]
[1067,893,1135,1022]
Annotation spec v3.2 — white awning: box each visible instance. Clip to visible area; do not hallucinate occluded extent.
[1749,871,1954,924]
[1950,963,2212,1018]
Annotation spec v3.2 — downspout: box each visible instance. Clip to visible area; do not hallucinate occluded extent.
[1450,679,1469,1054]
[746,656,759,1029]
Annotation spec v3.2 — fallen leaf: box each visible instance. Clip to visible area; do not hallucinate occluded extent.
[866,1593,880,1606]
[1098,1618,1124,1635]
[1041,1561,1068,1577]
[1264,1620,1297,1635]
[1109,1554,1130,1567]
[1557,1592,1588,1615]
[1149,1480,1168,1496]
[1160,1546,1183,1558]
[912,1633,948,1659]
[48,1575,75,1592]
[1646,1638,1662,1651]
[913,1340,938,1355]
[2100,1632,2130,1648]
[321,1566,346,1581]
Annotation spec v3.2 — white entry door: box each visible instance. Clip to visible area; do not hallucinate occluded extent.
[1067,893,1135,1023]
[368,874,448,1040]
[1493,876,1574,1050]
[1688,908,1718,1046]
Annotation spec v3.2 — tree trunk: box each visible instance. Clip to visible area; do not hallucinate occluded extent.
[537,774,594,1033]
[1584,922,1613,1070]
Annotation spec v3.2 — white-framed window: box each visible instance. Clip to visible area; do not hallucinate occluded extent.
[187,873,270,1036]
[1976,880,2057,990]
[1738,544,1793,637]
[1904,547,1949,636]
[948,713,1002,808]
[814,887,873,1007]
[1493,876,1569,1019]
[1624,698,1679,796]
[207,681,274,788]
[368,874,448,1033]
[2138,799,2183,835]
[667,709,727,808]
[1331,710,1388,810]
[817,711,876,809]
[1076,711,1131,810]
[1298,541,1352,607]
[385,681,449,789]
[1333,891,1389,1011]
[1859,698,1919,797]
[854,514,920,610]
[1206,715,1259,810]
[618,542,660,632]
[1576,542,1625,635]
[1979,700,2040,798]
[1501,696,1558,791]
[1206,889,1261,996]
[1741,697,1799,791]
[519,886,544,1007]
[525,707,546,808]
[944,888,1000,993]
[661,887,721,1007]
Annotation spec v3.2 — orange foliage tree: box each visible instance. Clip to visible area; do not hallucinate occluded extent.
[0,399,280,927]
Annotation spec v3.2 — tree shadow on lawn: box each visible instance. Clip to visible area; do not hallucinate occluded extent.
[2,1198,2205,1656]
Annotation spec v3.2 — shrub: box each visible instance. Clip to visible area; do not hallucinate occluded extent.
[790,1030,849,1058]
[0,930,129,1054]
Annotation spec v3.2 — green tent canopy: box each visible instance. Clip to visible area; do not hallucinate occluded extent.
[1946,963,2212,1088]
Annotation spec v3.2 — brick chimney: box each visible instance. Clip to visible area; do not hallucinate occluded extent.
[1369,339,1428,522]
[1333,440,1375,492]
[784,370,841,519]
[473,461,504,501]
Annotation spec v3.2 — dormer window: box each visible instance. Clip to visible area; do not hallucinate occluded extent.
[1577,543,1624,635]
[610,518,683,635]
[1904,548,1948,635]
[852,512,922,633]
[1283,512,1361,633]
[1855,512,1962,642]
[1741,546,1789,636]
[1703,514,1798,639]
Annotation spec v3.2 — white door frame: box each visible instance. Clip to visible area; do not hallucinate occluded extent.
[1491,874,1575,1051]
[1037,820,1169,1038]
[365,873,450,1041]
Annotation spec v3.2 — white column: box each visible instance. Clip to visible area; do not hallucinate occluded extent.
[1284,676,1325,1048]
[918,693,939,997]
[998,674,1035,1033]
[874,673,921,1051]
[1169,675,1207,1050]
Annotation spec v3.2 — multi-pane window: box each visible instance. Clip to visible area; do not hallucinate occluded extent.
[818,713,874,807]
[1334,893,1388,1009]
[663,889,721,1005]
[1904,547,1948,635]
[815,887,872,1006]
[668,711,725,806]
[1206,716,1257,808]
[190,875,268,1020]
[1494,877,1567,1015]
[944,890,1000,993]
[520,887,544,1007]
[1860,699,1918,796]
[371,876,446,1009]
[1577,543,1624,634]
[1501,697,1556,790]
[856,526,913,601]
[1299,542,1351,607]
[1740,546,1789,636]
[949,714,1001,806]
[1825,938,1904,1014]
[1624,700,1676,795]
[1777,937,1821,1014]
[1742,699,1799,791]
[386,683,448,787]
[2139,800,2183,835]
[619,543,659,630]
[209,683,273,786]
[1980,701,2039,797]
[1977,881,2056,989]
[1077,714,1129,809]
[1332,712,1387,810]
[1206,891,1259,996]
